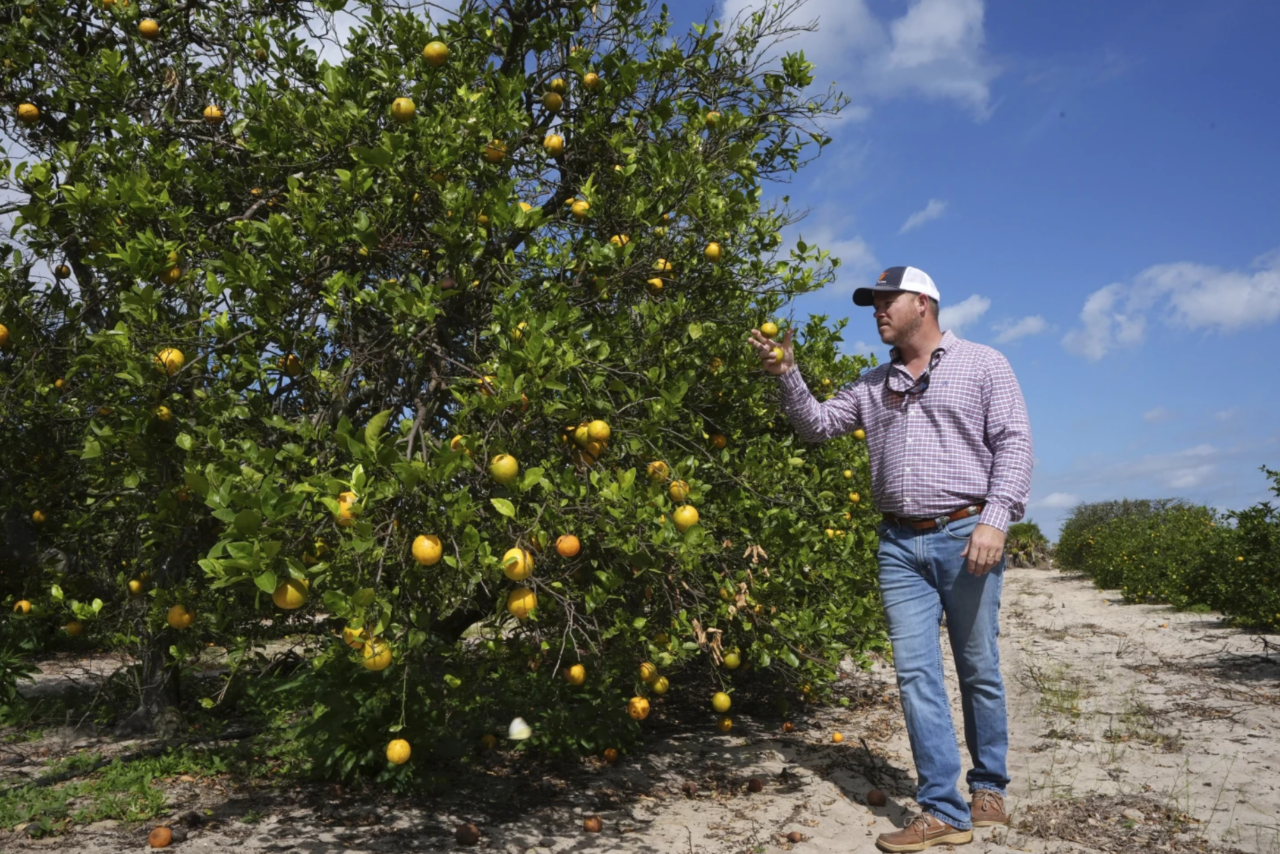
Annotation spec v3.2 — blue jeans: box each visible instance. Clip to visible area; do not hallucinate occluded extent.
[876,512,1010,830]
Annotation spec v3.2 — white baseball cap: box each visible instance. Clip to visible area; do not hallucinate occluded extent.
[853,266,941,307]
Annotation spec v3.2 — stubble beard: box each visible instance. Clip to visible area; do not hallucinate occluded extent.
[879,311,923,347]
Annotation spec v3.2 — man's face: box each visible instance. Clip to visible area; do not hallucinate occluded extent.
[873,291,923,345]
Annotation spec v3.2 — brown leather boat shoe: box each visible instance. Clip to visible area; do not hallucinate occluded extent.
[971,789,1010,827]
[875,813,973,852]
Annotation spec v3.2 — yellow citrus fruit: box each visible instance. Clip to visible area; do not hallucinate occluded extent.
[412,535,443,566]
[279,353,303,376]
[449,434,470,456]
[0,324,9,348]
[722,652,741,669]
[705,242,722,263]
[603,747,619,763]
[507,586,537,619]
[832,732,844,743]
[489,454,519,485]
[651,675,670,695]
[639,661,659,683]
[166,604,194,630]
[153,405,173,423]
[771,346,784,362]
[669,480,690,502]
[760,321,778,338]
[17,103,40,124]
[128,579,144,595]
[158,264,182,285]
[587,419,610,442]
[13,600,32,615]
[502,547,533,581]
[571,199,590,219]
[655,258,672,272]
[646,278,664,294]
[711,691,731,713]
[386,738,411,764]
[716,715,732,733]
[342,626,366,649]
[609,234,629,247]
[31,510,47,525]
[422,40,449,66]
[705,110,721,128]
[542,92,563,112]
[549,77,567,94]
[483,140,506,163]
[271,577,308,610]
[849,492,861,504]
[362,639,393,670]
[843,470,853,479]
[583,72,600,89]
[710,433,727,449]
[853,428,866,441]
[564,663,586,686]
[555,535,581,558]
[66,620,83,637]
[672,505,699,533]
[155,347,184,376]
[647,461,669,481]
[202,104,224,125]
[627,696,650,720]
[138,18,159,39]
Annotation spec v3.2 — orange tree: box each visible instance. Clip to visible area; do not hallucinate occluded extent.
[0,0,885,776]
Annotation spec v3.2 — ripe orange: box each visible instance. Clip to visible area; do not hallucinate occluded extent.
[555,535,580,558]
[148,826,173,848]
[672,505,699,533]
[711,692,731,713]
[627,696,650,720]
[710,433,727,449]
[166,604,194,630]
[843,469,853,479]
[128,578,145,595]
[17,103,40,124]
[31,509,47,525]
[668,480,690,502]
[386,738,411,764]
[549,77,567,94]
[542,92,563,112]
[502,547,533,581]
[583,72,600,89]
[155,347,184,376]
[507,586,537,620]
[609,234,630,247]
[66,620,83,637]
[602,747,619,763]
[716,715,732,732]
[422,40,449,66]
[639,661,659,683]
[412,534,443,566]
[202,104,224,125]
[279,353,303,376]
[849,492,861,504]
[12,600,31,615]
[271,578,308,610]
[571,199,590,219]
[760,321,778,338]
[489,454,519,486]
[853,428,866,441]
[0,324,9,348]
[54,264,71,279]
[722,652,741,669]
[647,461,670,481]
[362,639,393,670]
[705,242,722,263]
[564,663,586,686]
[646,277,664,294]
[651,675,669,695]
[138,18,159,39]
[832,732,844,743]
[341,626,366,649]
[705,110,721,128]
[483,140,507,163]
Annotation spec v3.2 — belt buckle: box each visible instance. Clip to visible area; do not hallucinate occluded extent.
[934,514,948,529]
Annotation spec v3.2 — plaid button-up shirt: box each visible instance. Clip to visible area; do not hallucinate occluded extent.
[775,330,1033,532]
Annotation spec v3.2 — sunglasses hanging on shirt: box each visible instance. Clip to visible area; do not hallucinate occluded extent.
[885,347,944,397]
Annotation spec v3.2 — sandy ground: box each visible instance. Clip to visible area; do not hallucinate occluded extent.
[4,565,1279,853]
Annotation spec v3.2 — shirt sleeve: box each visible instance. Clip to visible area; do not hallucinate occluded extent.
[978,351,1033,533]
[775,365,864,444]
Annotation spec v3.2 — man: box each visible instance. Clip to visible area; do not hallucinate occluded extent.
[749,266,1033,853]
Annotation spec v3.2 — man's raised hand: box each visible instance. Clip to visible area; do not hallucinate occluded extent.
[749,327,794,376]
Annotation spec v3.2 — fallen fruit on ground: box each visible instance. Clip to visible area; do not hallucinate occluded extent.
[682,781,697,796]
[603,747,619,763]
[455,823,481,846]
[148,826,173,848]
[748,777,763,792]
[867,789,887,807]
[787,831,803,844]
[832,731,843,743]
[583,815,603,833]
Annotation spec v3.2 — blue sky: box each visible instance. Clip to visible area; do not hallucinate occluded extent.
[678,0,1280,537]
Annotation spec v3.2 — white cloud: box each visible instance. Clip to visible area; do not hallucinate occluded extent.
[1063,250,1280,360]
[993,315,1046,343]
[721,0,999,120]
[809,232,881,295]
[1035,492,1079,509]
[1061,282,1147,360]
[1214,408,1238,423]
[1143,407,1174,424]
[899,199,948,234]
[939,294,991,337]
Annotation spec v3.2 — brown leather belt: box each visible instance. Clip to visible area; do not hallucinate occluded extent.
[882,503,985,531]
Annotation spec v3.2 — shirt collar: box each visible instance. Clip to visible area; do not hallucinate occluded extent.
[889,329,958,365]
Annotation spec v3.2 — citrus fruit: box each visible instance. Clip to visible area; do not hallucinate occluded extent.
[155,347,184,375]
[705,242,722,263]
[716,715,732,732]
[672,505,699,533]
[760,321,778,338]
[668,480,690,502]
[386,738,411,764]
[705,110,721,127]
[564,663,586,686]
[639,661,658,683]
[342,626,366,649]
[507,586,537,620]
[832,732,844,743]
[587,419,610,442]
[647,461,669,481]
[627,696,650,720]
[651,675,669,695]
[31,510,47,525]
[483,140,506,163]
[711,691,731,713]
[502,547,533,581]
[66,620,83,637]
[17,103,39,124]
[279,354,303,376]
[710,433,727,449]
[571,199,590,219]
[138,18,159,39]
[202,104,223,125]
[583,72,600,89]
[555,535,580,558]
[722,652,741,669]
[542,92,563,112]
[549,77,567,94]
[853,428,866,441]
[489,454,519,485]
[12,600,31,615]
[603,747,619,763]
[271,578,308,610]
[422,40,449,66]
[412,534,443,566]
[148,826,173,848]
[362,639,392,670]
[166,604,193,630]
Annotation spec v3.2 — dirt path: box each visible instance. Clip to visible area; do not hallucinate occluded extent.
[5,566,1279,853]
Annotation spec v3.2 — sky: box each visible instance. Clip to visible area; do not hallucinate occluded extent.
[7,1,1278,539]
[690,0,1280,538]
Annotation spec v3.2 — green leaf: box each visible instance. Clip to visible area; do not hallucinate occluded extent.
[234,510,262,536]
[364,409,392,452]
[687,322,702,340]
[491,498,516,518]
[175,433,194,451]
[254,571,277,595]
[353,587,376,607]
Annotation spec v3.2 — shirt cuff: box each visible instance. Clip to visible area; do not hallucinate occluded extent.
[775,365,806,394]
[979,503,1011,533]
